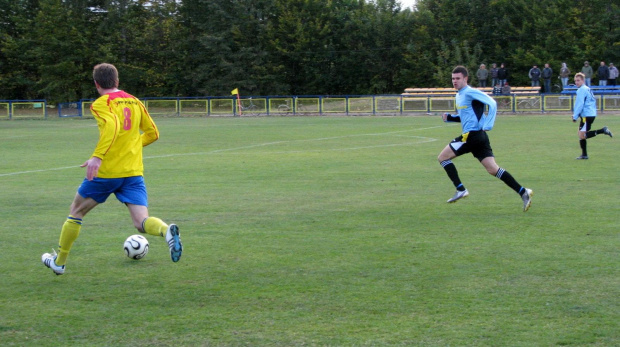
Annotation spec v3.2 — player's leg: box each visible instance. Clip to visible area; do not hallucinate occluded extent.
[116,177,159,235]
[42,177,112,274]
[128,204,183,262]
[60,178,117,262]
[480,156,533,212]
[584,117,598,139]
[577,118,589,159]
[481,156,520,192]
[57,194,98,264]
[120,176,182,262]
[127,203,162,236]
[42,193,99,274]
[128,204,172,239]
[584,116,612,139]
[476,131,532,211]
[438,139,468,203]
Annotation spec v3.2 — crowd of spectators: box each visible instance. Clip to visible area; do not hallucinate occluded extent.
[476,61,618,94]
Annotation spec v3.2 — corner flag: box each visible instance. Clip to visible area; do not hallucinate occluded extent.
[231,88,241,116]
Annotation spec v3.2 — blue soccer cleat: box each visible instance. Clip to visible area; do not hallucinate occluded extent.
[166,224,183,262]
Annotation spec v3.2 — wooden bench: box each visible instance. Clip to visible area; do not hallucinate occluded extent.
[402,86,541,96]
[560,85,620,95]
[402,88,456,96]
[507,86,541,95]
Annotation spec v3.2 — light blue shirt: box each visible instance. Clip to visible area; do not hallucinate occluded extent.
[572,85,597,120]
[447,85,497,133]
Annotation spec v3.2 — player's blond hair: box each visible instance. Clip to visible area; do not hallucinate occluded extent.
[574,72,586,80]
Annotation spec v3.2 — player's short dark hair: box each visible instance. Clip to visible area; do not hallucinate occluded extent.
[452,65,469,77]
[93,63,119,89]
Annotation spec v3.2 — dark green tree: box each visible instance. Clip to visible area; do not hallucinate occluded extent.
[0,0,617,101]
[0,0,41,100]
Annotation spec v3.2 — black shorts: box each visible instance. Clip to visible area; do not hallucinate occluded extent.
[449,130,494,161]
[578,116,595,132]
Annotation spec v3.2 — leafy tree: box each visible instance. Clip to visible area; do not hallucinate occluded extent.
[0,0,41,100]
[102,0,183,97]
[29,0,95,103]
[0,0,618,102]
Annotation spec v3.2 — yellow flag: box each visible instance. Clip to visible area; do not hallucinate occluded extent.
[231,88,239,95]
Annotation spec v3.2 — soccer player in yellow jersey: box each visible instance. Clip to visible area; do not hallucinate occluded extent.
[42,63,182,275]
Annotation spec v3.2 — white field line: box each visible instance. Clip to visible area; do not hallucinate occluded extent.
[0,165,82,177]
[0,124,98,141]
[0,125,448,177]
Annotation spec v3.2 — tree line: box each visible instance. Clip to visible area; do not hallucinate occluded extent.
[1,0,618,103]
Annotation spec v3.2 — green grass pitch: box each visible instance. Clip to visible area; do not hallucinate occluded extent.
[1,114,618,346]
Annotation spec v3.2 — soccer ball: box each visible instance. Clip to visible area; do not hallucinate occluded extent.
[123,234,149,260]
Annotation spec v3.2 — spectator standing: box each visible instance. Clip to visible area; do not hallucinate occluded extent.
[528,65,541,87]
[581,61,593,86]
[497,63,508,86]
[560,63,571,87]
[607,63,618,85]
[542,63,553,93]
[490,63,499,87]
[597,61,609,86]
[476,64,489,87]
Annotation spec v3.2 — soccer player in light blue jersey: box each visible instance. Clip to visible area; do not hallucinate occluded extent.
[572,72,613,160]
[438,66,533,211]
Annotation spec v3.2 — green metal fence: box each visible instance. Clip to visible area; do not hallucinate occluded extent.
[7,94,620,120]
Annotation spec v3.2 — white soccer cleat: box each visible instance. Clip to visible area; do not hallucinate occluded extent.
[166,224,183,262]
[522,188,533,212]
[447,189,469,203]
[41,249,65,275]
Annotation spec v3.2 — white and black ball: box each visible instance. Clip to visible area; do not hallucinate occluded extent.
[123,234,149,260]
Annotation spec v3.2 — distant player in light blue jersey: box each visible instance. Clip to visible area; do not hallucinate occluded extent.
[572,72,613,160]
[438,65,533,211]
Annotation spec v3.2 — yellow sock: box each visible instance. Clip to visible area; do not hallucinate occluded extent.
[56,215,82,266]
[142,217,168,237]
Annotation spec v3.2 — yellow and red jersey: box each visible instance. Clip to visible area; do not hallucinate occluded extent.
[90,91,159,178]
